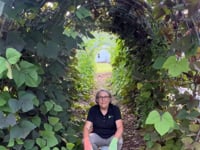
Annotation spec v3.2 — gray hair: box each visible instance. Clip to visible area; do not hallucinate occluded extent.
[95,89,112,104]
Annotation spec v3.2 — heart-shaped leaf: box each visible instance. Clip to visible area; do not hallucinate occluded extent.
[162,56,190,77]
[19,93,34,112]
[13,68,26,87]
[36,138,46,148]
[154,112,174,136]
[6,113,16,127]
[17,61,41,87]
[45,101,54,112]
[10,120,36,139]
[181,137,193,145]
[0,112,16,129]
[8,98,20,113]
[67,143,75,150]
[24,139,35,149]
[146,110,175,136]
[48,117,59,126]
[154,119,171,136]
[0,99,6,106]
[6,47,21,64]
[145,110,160,124]
[40,130,58,147]
[0,146,7,150]
[32,116,41,127]
[162,112,174,128]
[0,92,10,105]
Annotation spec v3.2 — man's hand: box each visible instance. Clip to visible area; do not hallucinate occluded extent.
[109,137,118,150]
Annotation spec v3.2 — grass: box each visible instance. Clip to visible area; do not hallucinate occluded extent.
[95,63,112,73]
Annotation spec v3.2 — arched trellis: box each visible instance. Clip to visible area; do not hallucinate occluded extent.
[0,0,200,149]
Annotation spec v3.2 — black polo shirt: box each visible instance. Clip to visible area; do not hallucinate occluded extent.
[87,103,122,138]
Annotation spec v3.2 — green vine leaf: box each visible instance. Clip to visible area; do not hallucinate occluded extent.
[189,124,200,132]
[7,138,14,147]
[181,137,193,145]
[19,92,35,112]
[154,112,174,136]
[41,146,50,150]
[67,143,75,150]
[24,139,35,149]
[6,48,21,65]
[0,98,6,106]
[45,101,54,112]
[19,95,34,113]
[10,120,36,139]
[13,61,41,87]
[36,41,60,58]
[0,112,16,129]
[9,92,35,113]
[16,138,23,145]
[48,117,59,126]
[63,28,78,39]
[0,48,21,79]
[44,123,53,131]
[0,146,7,150]
[8,99,20,113]
[54,122,63,132]
[32,116,41,127]
[145,110,160,124]
[12,69,25,87]
[162,56,190,77]
[176,109,188,119]
[162,112,174,128]
[36,138,46,148]
[146,110,175,136]
[40,130,58,148]
[54,104,63,112]
[24,70,39,87]
[6,113,16,127]
[0,92,10,107]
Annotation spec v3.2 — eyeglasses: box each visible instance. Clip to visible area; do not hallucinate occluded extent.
[98,96,110,100]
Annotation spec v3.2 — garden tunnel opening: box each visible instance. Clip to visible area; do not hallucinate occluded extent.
[74,28,147,149]
[75,0,200,149]
[95,49,110,63]
[2,0,200,150]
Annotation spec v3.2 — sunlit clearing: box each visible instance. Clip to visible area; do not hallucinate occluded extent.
[95,63,112,73]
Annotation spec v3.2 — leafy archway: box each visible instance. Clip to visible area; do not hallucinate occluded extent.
[0,0,200,149]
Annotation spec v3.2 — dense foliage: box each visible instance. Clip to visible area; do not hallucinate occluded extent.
[0,0,93,149]
[110,0,200,149]
[0,0,200,149]
[75,49,95,100]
